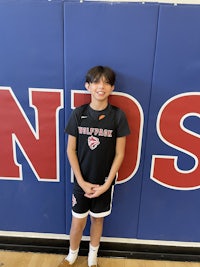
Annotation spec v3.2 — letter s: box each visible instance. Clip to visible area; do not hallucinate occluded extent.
[151,93,200,190]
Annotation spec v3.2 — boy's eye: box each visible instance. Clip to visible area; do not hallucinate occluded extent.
[92,81,110,85]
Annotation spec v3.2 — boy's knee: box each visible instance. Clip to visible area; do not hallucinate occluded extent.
[91,216,104,225]
[71,217,87,232]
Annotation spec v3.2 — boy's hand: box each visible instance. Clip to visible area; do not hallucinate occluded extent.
[81,181,99,196]
[84,184,109,198]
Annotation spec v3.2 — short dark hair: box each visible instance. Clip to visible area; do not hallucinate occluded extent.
[85,66,116,86]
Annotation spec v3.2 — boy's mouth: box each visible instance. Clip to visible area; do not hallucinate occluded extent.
[97,91,105,95]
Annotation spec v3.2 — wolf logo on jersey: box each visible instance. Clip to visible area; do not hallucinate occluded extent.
[88,135,100,150]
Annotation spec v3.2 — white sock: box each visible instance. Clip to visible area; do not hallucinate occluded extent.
[88,243,99,266]
[65,247,79,265]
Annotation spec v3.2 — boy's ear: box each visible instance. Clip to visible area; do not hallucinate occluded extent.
[85,82,90,91]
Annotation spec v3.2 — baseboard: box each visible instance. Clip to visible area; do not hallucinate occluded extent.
[0,236,200,262]
[0,236,68,254]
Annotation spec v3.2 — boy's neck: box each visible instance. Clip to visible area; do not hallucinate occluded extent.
[89,100,108,111]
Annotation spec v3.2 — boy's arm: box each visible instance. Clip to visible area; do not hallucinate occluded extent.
[85,136,126,198]
[67,134,99,195]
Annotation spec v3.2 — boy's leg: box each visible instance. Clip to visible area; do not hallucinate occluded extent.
[88,216,104,267]
[70,215,88,250]
[65,216,87,265]
[90,216,104,247]
[88,185,115,266]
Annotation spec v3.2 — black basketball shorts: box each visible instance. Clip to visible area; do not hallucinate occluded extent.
[71,185,115,218]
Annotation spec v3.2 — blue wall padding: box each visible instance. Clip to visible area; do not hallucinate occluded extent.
[0,1,200,243]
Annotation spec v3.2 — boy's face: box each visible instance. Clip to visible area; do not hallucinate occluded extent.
[85,76,114,103]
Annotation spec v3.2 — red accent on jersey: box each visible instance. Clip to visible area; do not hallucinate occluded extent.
[99,114,105,120]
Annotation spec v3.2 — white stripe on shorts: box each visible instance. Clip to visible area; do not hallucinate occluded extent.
[72,210,89,218]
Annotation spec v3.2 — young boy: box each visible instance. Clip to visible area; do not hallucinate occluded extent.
[60,66,130,267]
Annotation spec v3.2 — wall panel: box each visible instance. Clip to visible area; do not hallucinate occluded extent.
[64,1,159,238]
[138,4,200,242]
[0,1,65,234]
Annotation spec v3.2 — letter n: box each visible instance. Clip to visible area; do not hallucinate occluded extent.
[0,87,63,181]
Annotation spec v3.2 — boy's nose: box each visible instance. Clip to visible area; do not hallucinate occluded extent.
[98,82,103,88]
[98,81,104,87]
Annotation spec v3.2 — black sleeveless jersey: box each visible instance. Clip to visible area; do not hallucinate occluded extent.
[65,104,130,188]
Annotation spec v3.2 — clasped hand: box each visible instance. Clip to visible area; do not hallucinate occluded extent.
[82,181,108,199]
